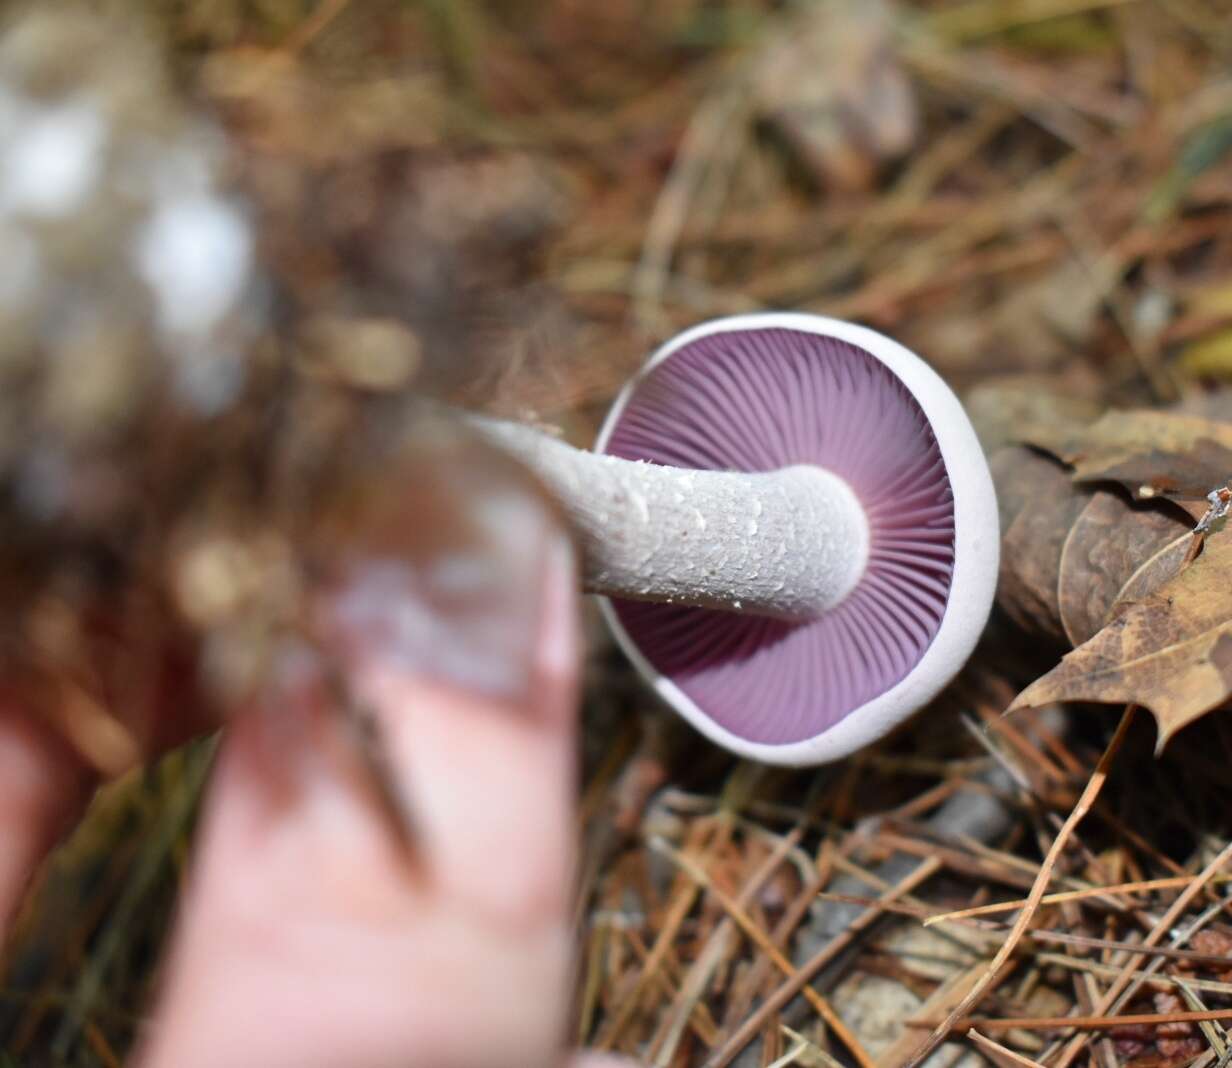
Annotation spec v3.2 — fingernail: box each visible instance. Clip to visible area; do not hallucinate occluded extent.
[318,423,575,705]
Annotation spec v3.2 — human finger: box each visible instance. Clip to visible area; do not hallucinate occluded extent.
[137,434,583,1068]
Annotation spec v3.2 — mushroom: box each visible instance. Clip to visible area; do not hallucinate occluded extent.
[474,313,998,765]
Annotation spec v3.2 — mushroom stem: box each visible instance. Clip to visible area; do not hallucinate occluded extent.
[471,416,870,620]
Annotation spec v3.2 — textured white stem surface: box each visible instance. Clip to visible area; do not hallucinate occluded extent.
[473,418,869,620]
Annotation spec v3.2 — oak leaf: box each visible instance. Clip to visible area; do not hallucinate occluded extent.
[1021,409,1232,502]
[1056,491,1192,647]
[989,445,1190,646]
[1009,529,1232,753]
[977,384,1232,747]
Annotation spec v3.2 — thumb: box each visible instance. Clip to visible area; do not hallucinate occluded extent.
[137,423,585,1068]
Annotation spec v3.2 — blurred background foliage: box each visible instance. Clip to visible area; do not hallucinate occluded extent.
[3,0,1232,1064]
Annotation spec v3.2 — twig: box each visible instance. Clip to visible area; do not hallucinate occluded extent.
[967,1029,1047,1068]
[703,858,942,1068]
[593,820,718,1050]
[1050,843,1232,1068]
[1033,951,1232,997]
[649,827,805,1066]
[651,836,877,1068]
[1028,928,1232,966]
[900,704,1137,1068]
[913,1008,1232,1033]
[925,872,1232,926]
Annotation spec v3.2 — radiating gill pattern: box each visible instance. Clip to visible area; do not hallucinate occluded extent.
[604,328,956,745]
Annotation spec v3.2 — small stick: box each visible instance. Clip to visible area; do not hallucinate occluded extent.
[912,1008,1232,1033]
[1028,928,1232,966]
[900,704,1137,1068]
[702,857,942,1068]
[1034,951,1232,998]
[925,872,1232,926]
[1050,841,1232,1068]
[967,1029,1046,1068]
[652,836,877,1068]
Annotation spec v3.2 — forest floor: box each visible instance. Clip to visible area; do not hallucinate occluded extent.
[5,1,1232,1065]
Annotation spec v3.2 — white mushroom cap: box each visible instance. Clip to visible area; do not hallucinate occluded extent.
[595,312,999,766]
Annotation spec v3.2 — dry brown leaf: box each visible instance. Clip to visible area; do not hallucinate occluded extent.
[966,380,1100,455]
[989,446,1189,646]
[983,384,1232,748]
[992,446,1091,642]
[1009,530,1232,752]
[752,0,917,190]
[1110,530,1194,607]
[1022,409,1232,501]
[1057,491,1193,647]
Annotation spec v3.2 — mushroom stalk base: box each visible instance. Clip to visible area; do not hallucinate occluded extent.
[472,417,870,620]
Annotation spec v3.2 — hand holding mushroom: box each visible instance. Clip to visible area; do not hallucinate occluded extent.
[476,314,999,765]
[0,431,638,1068]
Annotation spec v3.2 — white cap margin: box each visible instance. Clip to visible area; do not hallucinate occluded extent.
[594,312,1000,767]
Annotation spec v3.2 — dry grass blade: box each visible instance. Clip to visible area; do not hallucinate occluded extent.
[703,857,942,1068]
[591,821,716,1051]
[9,4,1232,1065]
[900,704,1137,1068]
[651,836,876,1068]
[967,1028,1047,1068]
[649,826,804,1065]
[1051,839,1232,1068]
[1174,977,1230,1062]
[917,1008,1232,1033]
[925,872,1232,926]
[1033,952,1232,997]
[1028,929,1232,966]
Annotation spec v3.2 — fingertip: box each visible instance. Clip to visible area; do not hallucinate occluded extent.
[139,420,587,1068]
